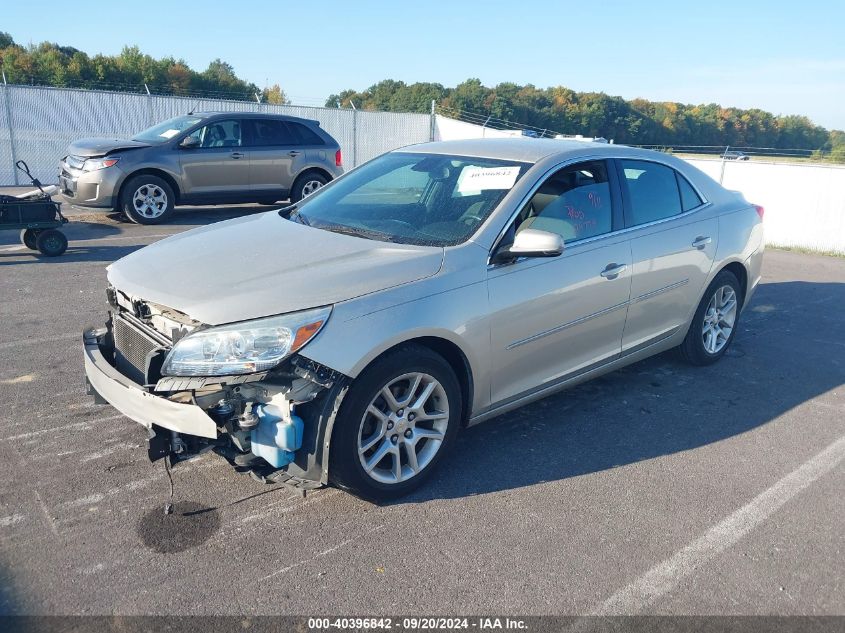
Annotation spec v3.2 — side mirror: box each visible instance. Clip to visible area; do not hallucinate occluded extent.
[491,228,564,265]
[179,136,200,149]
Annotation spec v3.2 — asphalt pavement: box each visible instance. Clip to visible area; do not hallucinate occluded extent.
[0,203,843,616]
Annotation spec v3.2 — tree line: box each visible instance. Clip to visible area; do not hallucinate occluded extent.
[327,79,845,159]
[0,32,289,104]
[1,32,841,158]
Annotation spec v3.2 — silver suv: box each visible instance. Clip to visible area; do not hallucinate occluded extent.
[59,112,343,224]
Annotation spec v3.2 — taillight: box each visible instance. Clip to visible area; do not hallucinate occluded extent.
[335,149,343,167]
[753,204,765,220]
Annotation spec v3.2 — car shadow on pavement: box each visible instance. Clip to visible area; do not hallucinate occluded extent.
[0,244,142,266]
[0,221,122,248]
[168,204,285,226]
[396,279,845,504]
[63,203,281,227]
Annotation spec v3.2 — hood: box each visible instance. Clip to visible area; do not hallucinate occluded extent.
[66,137,151,158]
[107,212,444,325]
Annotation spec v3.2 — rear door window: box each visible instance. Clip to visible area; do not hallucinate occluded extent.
[619,160,684,226]
[247,119,297,146]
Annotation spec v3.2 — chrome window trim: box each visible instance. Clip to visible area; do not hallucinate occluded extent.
[487,154,711,267]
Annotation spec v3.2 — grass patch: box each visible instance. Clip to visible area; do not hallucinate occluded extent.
[768,245,845,259]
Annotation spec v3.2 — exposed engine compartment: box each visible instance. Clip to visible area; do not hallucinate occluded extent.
[93,286,349,490]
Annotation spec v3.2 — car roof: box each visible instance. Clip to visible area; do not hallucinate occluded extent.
[191,111,319,125]
[401,137,666,163]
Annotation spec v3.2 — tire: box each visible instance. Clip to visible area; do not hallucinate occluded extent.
[329,344,461,502]
[20,228,39,250]
[678,270,743,366]
[121,175,175,225]
[290,172,328,203]
[35,229,68,257]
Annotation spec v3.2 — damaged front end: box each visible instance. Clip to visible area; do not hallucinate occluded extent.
[83,286,348,490]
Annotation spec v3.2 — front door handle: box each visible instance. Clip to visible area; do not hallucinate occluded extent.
[231,152,244,159]
[692,236,712,249]
[288,150,301,157]
[600,263,628,279]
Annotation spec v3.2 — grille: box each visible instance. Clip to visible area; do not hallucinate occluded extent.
[113,315,162,385]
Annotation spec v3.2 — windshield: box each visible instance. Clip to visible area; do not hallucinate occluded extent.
[132,115,204,144]
[291,152,530,246]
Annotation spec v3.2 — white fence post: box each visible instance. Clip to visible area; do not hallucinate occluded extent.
[144,83,153,126]
[352,107,358,168]
[2,74,19,185]
[430,100,436,141]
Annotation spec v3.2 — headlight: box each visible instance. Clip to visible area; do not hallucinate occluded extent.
[83,157,120,171]
[161,306,331,377]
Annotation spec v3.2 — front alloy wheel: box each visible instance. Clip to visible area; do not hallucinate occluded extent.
[121,174,175,224]
[132,184,168,220]
[358,372,449,484]
[330,344,461,501]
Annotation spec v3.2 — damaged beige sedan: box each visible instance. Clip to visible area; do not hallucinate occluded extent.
[84,138,764,501]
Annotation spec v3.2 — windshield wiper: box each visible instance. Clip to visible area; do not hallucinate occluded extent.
[319,224,395,242]
[281,204,310,225]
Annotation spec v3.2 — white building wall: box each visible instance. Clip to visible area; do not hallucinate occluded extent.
[686,159,845,255]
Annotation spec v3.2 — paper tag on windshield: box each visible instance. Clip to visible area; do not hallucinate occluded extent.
[456,166,520,195]
[159,129,180,139]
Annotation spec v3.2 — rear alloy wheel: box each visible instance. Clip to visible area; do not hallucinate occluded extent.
[679,270,742,365]
[20,228,39,250]
[330,345,461,501]
[35,229,68,257]
[121,175,175,225]
[290,173,328,203]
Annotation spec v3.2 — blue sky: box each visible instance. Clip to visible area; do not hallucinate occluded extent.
[3,0,844,129]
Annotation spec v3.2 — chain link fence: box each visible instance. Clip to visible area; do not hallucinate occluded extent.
[0,84,433,185]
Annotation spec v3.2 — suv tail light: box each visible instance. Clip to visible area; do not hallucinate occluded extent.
[335,150,343,167]
[753,204,765,220]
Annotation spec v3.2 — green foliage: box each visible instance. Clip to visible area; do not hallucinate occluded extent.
[326,78,838,153]
[0,39,264,99]
[262,84,290,105]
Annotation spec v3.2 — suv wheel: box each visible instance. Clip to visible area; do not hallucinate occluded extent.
[121,175,175,225]
[291,172,328,203]
[329,344,461,502]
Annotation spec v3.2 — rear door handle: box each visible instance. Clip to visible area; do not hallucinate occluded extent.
[600,263,627,279]
[288,150,301,157]
[692,236,712,249]
[231,152,244,159]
